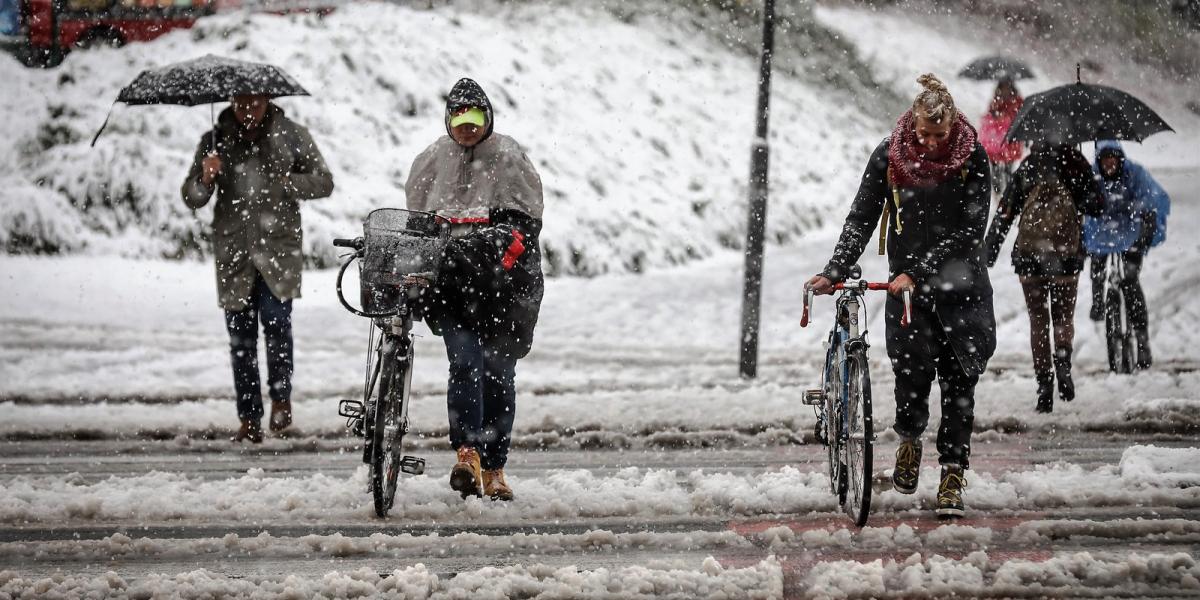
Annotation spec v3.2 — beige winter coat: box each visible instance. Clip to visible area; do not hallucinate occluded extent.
[181,105,334,311]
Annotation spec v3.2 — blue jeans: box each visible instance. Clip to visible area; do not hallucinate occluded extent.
[224,273,293,422]
[439,314,517,470]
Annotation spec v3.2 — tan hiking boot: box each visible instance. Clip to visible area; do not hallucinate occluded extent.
[449,446,482,498]
[483,468,514,501]
[936,465,967,519]
[269,399,293,432]
[232,419,263,444]
[892,437,922,494]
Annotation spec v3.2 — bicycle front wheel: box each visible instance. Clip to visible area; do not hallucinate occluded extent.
[842,349,873,527]
[370,337,411,517]
[1104,288,1134,374]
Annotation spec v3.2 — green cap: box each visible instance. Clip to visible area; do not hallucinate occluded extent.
[450,107,487,129]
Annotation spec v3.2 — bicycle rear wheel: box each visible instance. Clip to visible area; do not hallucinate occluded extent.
[370,337,411,517]
[842,350,873,527]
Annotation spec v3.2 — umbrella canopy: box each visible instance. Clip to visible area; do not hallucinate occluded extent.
[959,55,1034,81]
[116,54,309,106]
[1005,82,1173,146]
[91,54,309,147]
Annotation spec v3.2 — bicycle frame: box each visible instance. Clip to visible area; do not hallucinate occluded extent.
[334,234,434,516]
[802,279,909,526]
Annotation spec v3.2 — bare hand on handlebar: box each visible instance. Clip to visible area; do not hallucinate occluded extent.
[806,275,835,295]
[888,273,915,297]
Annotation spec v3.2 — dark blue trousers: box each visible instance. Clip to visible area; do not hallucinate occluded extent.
[438,314,517,471]
[224,273,293,422]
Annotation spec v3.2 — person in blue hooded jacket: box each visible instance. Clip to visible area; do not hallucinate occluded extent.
[1084,140,1170,369]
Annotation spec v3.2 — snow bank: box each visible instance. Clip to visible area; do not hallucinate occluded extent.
[0,529,750,562]
[0,0,880,275]
[803,551,1200,599]
[3,461,1197,525]
[1120,445,1200,488]
[0,557,784,600]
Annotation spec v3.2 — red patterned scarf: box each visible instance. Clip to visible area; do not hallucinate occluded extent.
[887,109,978,189]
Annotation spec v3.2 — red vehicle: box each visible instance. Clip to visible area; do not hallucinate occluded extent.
[4,0,214,66]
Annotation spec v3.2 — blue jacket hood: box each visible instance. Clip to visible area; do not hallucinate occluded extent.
[1094,139,1126,162]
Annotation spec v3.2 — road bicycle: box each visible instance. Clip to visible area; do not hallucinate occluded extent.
[1102,253,1139,374]
[333,208,450,517]
[801,266,910,527]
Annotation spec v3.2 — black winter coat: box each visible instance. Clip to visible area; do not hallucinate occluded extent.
[822,139,996,376]
[428,208,544,359]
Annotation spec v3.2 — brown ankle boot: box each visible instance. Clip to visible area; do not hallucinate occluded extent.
[232,419,263,444]
[449,447,482,498]
[269,399,293,432]
[483,468,514,501]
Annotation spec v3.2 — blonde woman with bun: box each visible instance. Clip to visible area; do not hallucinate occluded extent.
[805,74,995,519]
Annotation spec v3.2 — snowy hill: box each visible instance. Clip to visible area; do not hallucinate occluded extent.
[0,0,889,276]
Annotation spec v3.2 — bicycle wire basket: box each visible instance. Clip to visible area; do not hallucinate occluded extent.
[359,208,451,315]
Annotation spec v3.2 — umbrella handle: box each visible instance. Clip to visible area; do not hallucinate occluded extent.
[90,102,117,148]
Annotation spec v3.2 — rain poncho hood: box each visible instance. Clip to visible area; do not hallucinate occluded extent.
[444,78,495,143]
[1084,140,1170,253]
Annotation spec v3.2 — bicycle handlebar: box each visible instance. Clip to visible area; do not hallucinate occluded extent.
[333,237,364,251]
[800,281,911,328]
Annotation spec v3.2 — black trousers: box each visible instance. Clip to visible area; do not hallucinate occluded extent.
[888,303,978,469]
[1090,249,1147,330]
[223,273,293,422]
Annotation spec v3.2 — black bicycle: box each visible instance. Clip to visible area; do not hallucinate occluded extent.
[334,208,450,517]
[801,266,910,527]
[1102,253,1140,374]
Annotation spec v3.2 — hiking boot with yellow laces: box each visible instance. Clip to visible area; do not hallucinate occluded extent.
[449,446,482,498]
[936,465,967,519]
[892,437,922,494]
[483,468,514,501]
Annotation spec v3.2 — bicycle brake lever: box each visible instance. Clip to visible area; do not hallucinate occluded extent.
[801,287,814,328]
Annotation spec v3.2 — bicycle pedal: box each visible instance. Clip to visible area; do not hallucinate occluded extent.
[338,399,364,419]
[802,389,824,406]
[399,456,425,475]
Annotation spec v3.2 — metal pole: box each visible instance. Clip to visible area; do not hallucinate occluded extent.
[738,0,775,379]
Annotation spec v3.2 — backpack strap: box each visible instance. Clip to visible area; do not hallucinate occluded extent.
[878,166,903,255]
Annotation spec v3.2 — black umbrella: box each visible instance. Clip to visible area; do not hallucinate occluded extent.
[1004,82,1173,146]
[91,54,309,146]
[959,55,1034,81]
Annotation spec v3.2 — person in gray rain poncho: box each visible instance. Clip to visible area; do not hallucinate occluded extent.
[985,144,1104,413]
[806,74,995,519]
[181,95,334,443]
[406,78,544,501]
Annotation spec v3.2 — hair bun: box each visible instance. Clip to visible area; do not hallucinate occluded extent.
[917,73,948,94]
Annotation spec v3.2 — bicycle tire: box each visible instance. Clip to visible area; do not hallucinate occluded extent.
[370,337,410,517]
[1104,288,1131,374]
[823,346,842,499]
[842,350,873,527]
